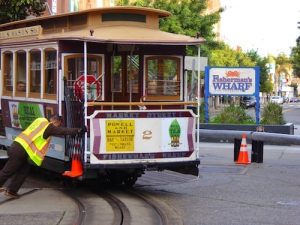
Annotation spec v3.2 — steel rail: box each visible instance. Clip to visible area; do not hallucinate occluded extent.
[127,189,184,225]
[198,129,300,145]
[61,189,86,225]
[100,192,131,225]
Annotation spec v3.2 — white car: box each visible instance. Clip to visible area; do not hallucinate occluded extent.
[270,96,284,104]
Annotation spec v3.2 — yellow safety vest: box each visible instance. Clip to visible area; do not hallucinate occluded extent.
[14,118,51,166]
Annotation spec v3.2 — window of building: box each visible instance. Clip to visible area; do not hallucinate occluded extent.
[2,51,13,95]
[15,50,27,97]
[145,56,181,101]
[29,49,41,97]
[44,48,57,99]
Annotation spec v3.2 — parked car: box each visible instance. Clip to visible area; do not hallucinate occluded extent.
[270,96,284,104]
[290,97,299,102]
[240,96,256,108]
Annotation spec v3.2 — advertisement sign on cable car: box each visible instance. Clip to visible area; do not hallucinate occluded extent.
[73,75,101,101]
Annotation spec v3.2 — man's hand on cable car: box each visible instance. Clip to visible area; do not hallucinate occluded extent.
[78,126,88,135]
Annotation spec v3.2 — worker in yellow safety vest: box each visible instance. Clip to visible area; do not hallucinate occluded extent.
[0,115,86,198]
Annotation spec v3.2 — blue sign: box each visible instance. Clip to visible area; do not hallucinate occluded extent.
[204,67,260,124]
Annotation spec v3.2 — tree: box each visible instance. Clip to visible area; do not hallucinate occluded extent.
[116,0,223,56]
[275,53,292,90]
[246,50,273,93]
[0,0,46,24]
[291,44,300,77]
[209,43,255,67]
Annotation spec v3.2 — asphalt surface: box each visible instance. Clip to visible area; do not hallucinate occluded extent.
[1,131,300,224]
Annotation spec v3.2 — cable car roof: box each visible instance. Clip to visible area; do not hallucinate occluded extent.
[0,6,204,46]
[41,26,204,45]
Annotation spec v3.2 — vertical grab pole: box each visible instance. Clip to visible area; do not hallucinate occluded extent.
[196,45,201,159]
[184,70,188,103]
[58,69,62,116]
[84,41,88,163]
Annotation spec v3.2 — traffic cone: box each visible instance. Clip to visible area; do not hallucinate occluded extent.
[236,133,250,165]
[63,146,83,178]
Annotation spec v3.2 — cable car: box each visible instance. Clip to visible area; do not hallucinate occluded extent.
[0,6,204,185]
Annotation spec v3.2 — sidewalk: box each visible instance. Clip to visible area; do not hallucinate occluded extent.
[0,188,77,225]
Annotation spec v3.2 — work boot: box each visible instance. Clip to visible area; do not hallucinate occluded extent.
[4,190,19,199]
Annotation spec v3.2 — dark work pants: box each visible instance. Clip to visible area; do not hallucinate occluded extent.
[0,142,30,193]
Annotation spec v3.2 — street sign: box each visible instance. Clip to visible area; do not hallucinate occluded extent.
[185,56,208,71]
[74,75,101,101]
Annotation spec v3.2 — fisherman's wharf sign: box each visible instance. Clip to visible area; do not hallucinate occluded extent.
[204,67,260,124]
[207,67,257,95]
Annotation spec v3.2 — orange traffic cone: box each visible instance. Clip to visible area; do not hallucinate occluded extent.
[63,149,83,178]
[236,134,250,165]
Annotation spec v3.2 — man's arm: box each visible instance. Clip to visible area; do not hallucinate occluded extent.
[43,124,81,139]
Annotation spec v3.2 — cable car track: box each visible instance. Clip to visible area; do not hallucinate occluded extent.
[62,189,86,225]
[100,192,131,225]
[58,171,191,224]
[0,171,187,225]
[63,187,183,225]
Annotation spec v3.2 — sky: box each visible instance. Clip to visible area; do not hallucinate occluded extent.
[220,0,300,57]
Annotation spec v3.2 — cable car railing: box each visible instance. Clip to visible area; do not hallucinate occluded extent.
[64,83,85,164]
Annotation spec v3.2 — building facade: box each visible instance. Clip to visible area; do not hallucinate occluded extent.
[206,0,221,40]
[45,0,115,15]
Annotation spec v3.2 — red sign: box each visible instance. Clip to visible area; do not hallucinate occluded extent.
[74,75,101,101]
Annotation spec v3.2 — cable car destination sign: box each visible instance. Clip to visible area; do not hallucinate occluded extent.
[207,67,258,95]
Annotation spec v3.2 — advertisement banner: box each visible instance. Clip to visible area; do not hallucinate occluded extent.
[90,110,195,163]
[105,120,135,152]
[9,102,44,129]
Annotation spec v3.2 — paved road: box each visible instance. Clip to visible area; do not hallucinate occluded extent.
[1,142,300,225]
[1,132,300,223]
[137,142,300,225]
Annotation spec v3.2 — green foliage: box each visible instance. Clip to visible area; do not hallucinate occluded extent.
[260,103,285,125]
[200,102,205,123]
[275,53,291,65]
[291,44,300,77]
[246,50,273,93]
[0,0,46,24]
[209,43,255,67]
[209,45,239,66]
[116,0,222,57]
[210,105,255,124]
[261,79,273,93]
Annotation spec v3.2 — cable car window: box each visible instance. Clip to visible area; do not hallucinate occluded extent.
[112,56,122,93]
[16,50,26,96]
[64,54,103,101]
[44,49,57,97]
[127,55,139,93]
[29,49,41,96]
[102,13,146,23]
[2,51,13,95]
[145,56,181,100]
